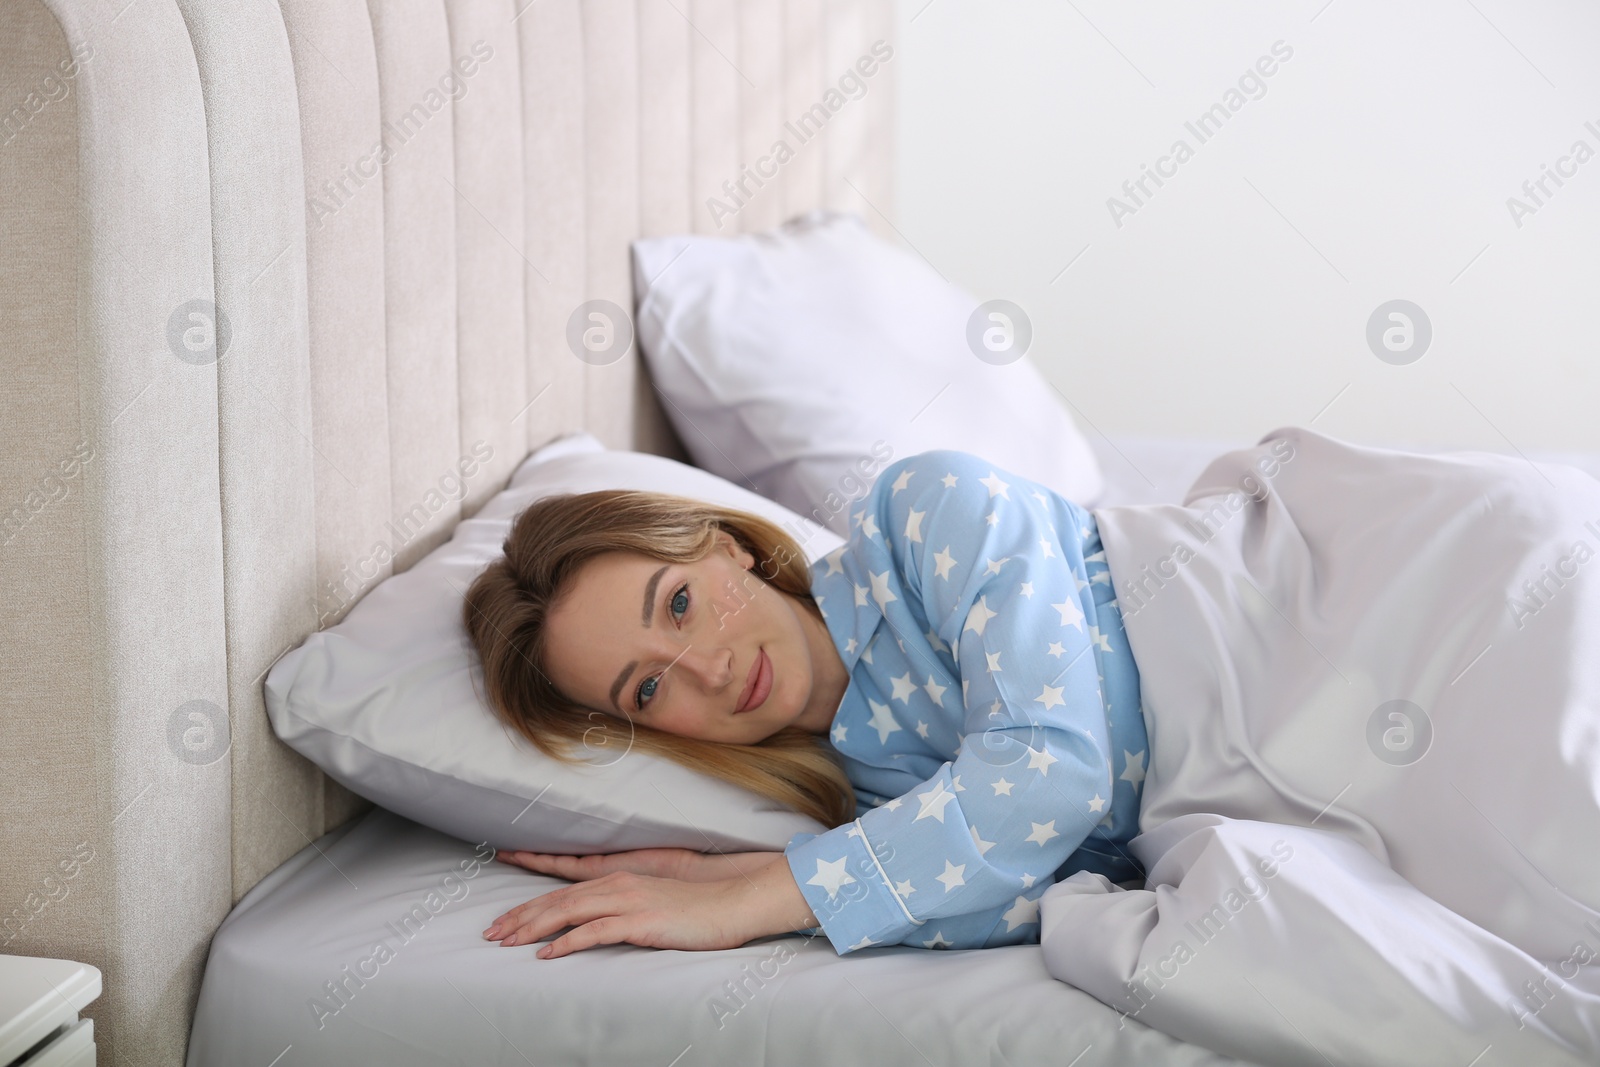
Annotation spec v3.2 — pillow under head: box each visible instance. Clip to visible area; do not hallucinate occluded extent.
[264,432,840,853]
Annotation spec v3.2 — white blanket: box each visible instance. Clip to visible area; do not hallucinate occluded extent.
[1041,426,1600,1065]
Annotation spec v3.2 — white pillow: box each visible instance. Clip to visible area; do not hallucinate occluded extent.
[263,432,840,853]
[631,209,1104,537]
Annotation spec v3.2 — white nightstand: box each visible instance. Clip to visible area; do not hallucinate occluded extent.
[0,956,101,1067]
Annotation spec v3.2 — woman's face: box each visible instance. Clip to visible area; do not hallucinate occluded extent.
[542,530,842,744]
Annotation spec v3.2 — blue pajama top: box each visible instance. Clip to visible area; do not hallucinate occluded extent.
[784,449,1149,955]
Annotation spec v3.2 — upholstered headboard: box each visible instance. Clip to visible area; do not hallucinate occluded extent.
[0,0,894,1061]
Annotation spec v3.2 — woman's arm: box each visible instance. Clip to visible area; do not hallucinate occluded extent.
[482,849,819,957]
[734,851,820,937]
[496,847,787,884]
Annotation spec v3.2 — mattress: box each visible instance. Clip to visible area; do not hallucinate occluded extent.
[187,431,1600,1066]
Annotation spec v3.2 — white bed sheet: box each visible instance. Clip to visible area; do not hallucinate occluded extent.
[189,430,1600,1066]
[185,806,1248,1066]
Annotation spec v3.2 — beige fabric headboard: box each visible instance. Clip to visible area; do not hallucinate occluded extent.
[0,0,895,1061]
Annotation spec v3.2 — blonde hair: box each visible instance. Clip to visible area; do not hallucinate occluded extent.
[461,488,857,830]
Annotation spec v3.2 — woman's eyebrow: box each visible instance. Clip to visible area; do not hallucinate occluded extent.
[608,564,673,713]
[640,564,669,625]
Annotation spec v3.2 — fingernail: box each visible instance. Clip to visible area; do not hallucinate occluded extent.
[502,934,517,946]
[483,926,498,938]
[536,945,551,958]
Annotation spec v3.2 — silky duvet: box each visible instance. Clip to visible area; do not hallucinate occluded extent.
[1040,425,1600,1065]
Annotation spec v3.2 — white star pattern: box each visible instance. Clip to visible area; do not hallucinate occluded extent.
[905,507,925,544]
[1001,894,1040,931]
[1053,596,1085,632]
[1121,749,1147,790]
[936,860,967,892]
[807,857,856,898]
[964,596,998,638]
[788,452,1147,955]
[1089,625,1112,652]
[869,569,898,610]
[866,699,901,744]
[914,780,958,823]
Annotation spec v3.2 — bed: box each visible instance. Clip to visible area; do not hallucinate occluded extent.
[184,430,1600,1066]
[178,433,1270,1067]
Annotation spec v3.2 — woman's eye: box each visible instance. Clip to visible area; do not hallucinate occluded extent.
[636,582,691,710]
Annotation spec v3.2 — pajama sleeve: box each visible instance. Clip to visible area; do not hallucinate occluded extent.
[784,450,1119,954]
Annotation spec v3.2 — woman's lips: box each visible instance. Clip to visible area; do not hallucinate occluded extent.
[736,649,772,713]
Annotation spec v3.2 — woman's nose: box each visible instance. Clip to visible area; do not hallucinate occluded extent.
[675,643,734,689]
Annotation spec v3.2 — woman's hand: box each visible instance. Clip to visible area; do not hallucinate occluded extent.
[495,847,783,884]
[482,870,757,957]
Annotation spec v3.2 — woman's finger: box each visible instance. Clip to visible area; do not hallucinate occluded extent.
[496,850,603,881]
[484,882,570,938]
[535,915,630,959]
[487,873,631,944]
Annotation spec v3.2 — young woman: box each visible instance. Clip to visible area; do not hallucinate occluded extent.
[464,449,1147,960]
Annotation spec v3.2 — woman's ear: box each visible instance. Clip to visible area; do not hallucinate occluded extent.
[714,528,755,571]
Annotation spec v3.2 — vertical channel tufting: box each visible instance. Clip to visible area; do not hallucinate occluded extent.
[779,0,824,218]
[821,0,869,227]
[689,0,739,234]
[2,1,227,1061]
[735,0,783,233]
[0,0,897,1056]
[636,0,691,237]
[442,0,527,517]
[631,0,694,461]
[366,0,463,573]
[519,0,586,454]
[579,0,640,450]
[171,0,324,907]
[277,0,394,631]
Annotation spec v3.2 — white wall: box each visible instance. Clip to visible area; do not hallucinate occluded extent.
[891,0,1600,454]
